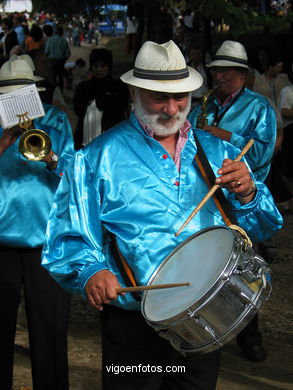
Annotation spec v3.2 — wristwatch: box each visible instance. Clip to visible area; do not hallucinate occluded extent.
[46,152,59,170]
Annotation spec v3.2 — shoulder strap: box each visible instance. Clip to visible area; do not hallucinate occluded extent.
[193,132,237,226]
[212,86,245,126]
[109,232,141,302]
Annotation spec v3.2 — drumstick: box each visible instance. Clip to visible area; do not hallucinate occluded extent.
[175,139,254,237]
[116,282,191,293]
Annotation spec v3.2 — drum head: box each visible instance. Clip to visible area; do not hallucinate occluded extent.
[142,227,235,322]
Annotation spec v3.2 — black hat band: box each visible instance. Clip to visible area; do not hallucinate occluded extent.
[0,79,35,87]
[133,67,189,80]
[214,55,248,65]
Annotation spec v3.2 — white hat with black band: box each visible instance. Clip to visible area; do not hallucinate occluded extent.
[207,40,249,69]
[121,40,203,93]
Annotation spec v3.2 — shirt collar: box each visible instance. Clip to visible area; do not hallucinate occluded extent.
[215,86,242,107]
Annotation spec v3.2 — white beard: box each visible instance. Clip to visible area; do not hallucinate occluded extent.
[134,92,191,137]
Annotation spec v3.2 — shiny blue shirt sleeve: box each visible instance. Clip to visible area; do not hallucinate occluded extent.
[42,116,282,310]
[35,103,75,176]
[188,88,276,182]
[0,103,75,248]
[42,152,111,297]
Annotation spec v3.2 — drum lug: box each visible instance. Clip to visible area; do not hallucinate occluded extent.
[188,311,219,342]
[225,280,252,305]
[234,251,270,284]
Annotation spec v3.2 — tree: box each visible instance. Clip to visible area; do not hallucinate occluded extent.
[32,0,104,16]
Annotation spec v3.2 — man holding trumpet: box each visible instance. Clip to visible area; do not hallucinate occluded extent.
[42,41,282,390]
[0,56,75,390]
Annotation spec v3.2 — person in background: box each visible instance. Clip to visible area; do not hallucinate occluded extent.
[276,70,293,210]
[125,0,138,54]
[25,23,44,52]
[187,44,212,108]
[42,40,282,390]
[9,44,25,56]
[13,16,25,47]
[72,22,81,47]
[73,48,129,149]
[64,57,86,90]
[42,23,53,41]
[254,48,269,75]
[253,53,290,107]
[188,40,277,363]
[253,53,293,243]
[0,56,75,390]
[0,18,18,58]
[44,24,71,91]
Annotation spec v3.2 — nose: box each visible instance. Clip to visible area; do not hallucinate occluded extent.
[162,98,179,116]
[212,71,223,81]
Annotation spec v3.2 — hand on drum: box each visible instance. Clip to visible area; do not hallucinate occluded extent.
[85,269,123,311]
[215,159,256,204]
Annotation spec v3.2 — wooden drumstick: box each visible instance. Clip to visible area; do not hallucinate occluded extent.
[175,139,254,237]
[116,282,191,293]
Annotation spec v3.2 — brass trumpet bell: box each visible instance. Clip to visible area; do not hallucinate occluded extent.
[196,89,214,129]
[18,129,52,161]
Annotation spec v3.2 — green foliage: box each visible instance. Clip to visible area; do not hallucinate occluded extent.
[189,0,293,38]
[31,0,293,35]
[32,0,103,15]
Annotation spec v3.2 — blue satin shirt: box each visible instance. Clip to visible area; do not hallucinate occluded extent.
[188,88,276,182]
[0,103,75,248]
[42,113,283,310]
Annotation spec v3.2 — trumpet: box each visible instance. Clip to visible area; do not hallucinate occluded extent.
[196,89,214,129]
[17,113,51,161]
[18,129,51,161]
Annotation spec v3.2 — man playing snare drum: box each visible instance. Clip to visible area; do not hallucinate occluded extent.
[42,41,282,390]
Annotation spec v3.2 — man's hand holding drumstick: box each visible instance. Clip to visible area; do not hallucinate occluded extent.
[215,160,256,204]
[85,269,190,311]
[176,139,255,236]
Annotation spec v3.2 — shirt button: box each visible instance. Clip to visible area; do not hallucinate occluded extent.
[162,154,168,159]
[174,181,180,186]
[59,172,63,176]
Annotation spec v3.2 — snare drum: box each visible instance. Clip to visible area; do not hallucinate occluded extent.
[141,226,271,354]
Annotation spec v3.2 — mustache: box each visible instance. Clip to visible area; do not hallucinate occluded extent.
[158,113,181,120]
[133,91,191,136]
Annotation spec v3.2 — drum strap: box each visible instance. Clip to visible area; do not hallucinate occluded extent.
[109,232,141,302]
[193,132,237,226]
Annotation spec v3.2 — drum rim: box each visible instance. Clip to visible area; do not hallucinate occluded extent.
[141,225,239,324]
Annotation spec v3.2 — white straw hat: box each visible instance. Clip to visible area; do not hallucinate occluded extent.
[14,54,44,82]
[207,40,248,69]
[0,57,43,93]
[121,40,203,93]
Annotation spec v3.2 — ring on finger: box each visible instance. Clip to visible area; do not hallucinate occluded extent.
[235,180,241,188]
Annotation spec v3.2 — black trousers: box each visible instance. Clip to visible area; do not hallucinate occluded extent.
[236,314,262,348]
[101,305,221,390]
[0,246,71,390]
[48,58,66,91]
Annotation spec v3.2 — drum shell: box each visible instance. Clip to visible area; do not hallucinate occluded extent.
[142,227,271,354]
